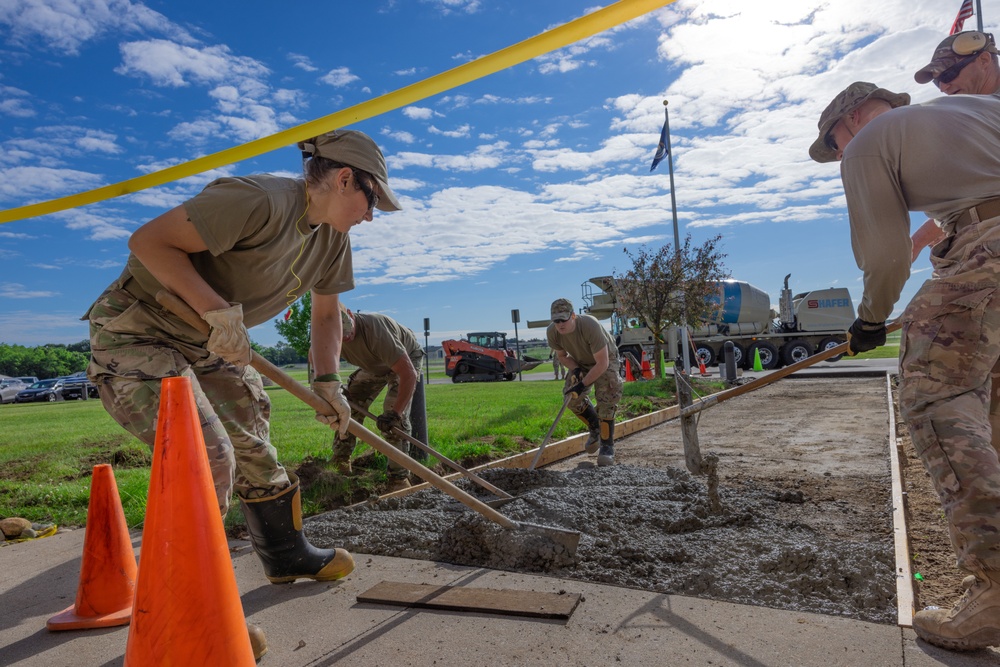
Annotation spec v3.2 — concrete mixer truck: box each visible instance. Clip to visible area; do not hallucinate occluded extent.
[581,274,855,370]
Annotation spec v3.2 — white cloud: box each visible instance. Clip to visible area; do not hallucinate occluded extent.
[320,67,360,87]
[0,0,194,55]
[116,39,270,88]
[0,85,34,117]
[428,124,471,138]
[0,166,103,203]
[287,53,318,72]
[402,106,435,120]
[0,283,58,298]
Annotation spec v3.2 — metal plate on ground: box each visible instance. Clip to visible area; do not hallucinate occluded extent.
[357,581,582,619]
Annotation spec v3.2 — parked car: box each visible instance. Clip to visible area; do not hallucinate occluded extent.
[60,373,98,400]
[0,378,26,404]
[17,376,39,385]
[15,378,66,403]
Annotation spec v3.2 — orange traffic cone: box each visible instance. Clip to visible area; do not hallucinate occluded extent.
[625,358,636,382]
[124,376,256,666]
[47,463,137,631]
[640,351,654,380]
[698,358,709,376]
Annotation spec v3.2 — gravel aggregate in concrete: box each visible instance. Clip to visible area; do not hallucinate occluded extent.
[306,462,895,624]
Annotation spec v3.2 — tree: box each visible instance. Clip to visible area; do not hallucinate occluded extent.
[274,292,312,359]
[613,235,728,377]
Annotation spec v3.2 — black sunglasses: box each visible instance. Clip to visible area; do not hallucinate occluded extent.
[351,168,379,212]
[824,128,839,154]
[935,52,981,86]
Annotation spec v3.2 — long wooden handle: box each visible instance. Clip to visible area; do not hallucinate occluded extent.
[681,320,903,418]
[154,290,518,530]
[529,392,572,471]
[349,401,514,500]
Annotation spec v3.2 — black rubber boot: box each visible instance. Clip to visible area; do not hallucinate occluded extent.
[597,419,615,467]
[577,404,601,454]
[240,472,355,584]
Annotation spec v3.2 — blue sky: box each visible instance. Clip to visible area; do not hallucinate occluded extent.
[0,0,991,348]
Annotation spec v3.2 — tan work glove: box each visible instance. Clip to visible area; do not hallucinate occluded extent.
[203,303,252,366]
[313,380,351,438]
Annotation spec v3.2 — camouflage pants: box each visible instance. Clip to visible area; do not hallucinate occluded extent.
[564,362,623,420]
[86,285,288,516]
[334,367,413,478]
[552,357,565,380]
[899,218,1000,573]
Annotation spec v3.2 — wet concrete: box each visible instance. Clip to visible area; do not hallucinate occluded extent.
[306,462,896,625]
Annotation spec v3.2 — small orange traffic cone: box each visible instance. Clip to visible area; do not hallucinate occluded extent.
[698,358,709,376]
[640,351,654,380]
[625,358,636,382]
[124,376,256,666]
[47,463,137,631]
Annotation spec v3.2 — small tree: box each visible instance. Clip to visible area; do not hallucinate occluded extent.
[613,235,728,377]
[274,291,312,360]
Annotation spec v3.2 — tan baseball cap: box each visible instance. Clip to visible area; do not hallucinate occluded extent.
[298,130,402,212]
[914,31,997,84]
[550,298,574,322]
[808,82,910,163]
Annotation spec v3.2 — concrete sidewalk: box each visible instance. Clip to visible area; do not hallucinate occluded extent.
[2,529,1000,667]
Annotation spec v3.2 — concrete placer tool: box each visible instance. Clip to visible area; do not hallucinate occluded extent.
[155,291,581,558]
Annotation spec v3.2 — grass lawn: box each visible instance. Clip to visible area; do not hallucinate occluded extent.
[0,373,719,530]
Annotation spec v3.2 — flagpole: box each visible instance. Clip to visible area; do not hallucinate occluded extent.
[976,0,984,31]
[662,100,691,376]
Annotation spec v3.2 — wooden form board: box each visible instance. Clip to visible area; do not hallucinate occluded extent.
[357,581,582,619]
[886,374,914,628]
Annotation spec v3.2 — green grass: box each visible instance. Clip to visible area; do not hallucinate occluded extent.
[1,374,708,529]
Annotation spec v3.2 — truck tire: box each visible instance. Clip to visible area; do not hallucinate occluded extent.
[781,338,813,366]
[748,341,779,370]
[694,344,715,367]
[818,336,846,363]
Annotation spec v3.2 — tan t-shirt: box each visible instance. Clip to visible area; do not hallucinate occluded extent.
[546,314,619,369]
[342,313,423,375]
[841,95,1000,322]
[126,175,354,327]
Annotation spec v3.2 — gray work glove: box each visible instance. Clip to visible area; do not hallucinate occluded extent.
[203,303,252,366]
[376,409,404,435]
[313,381,351,438]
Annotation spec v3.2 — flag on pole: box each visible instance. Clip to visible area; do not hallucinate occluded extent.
[649,118,669,172]
[950,0,974,34]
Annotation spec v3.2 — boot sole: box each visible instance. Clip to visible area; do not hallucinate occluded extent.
[597,456,614,466]
[584,441,600,454]
[914,626,1000,650]
[266,567,354,584]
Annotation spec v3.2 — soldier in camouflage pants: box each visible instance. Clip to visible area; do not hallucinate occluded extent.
[87,281,286,516]
[810,81,1000,649]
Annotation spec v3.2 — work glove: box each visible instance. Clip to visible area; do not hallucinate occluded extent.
[204,303,252,366]
[846,318,886,356]
[313,381,352,438]
[376,409,404,435]
[564,379,587,399]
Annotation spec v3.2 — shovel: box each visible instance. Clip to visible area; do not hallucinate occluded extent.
[346,401,516,506]
[528,392,572,471]
[154,290,581,557]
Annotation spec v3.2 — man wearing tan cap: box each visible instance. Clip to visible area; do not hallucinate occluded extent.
[810,81,1000,650]
[547,298,622,466]
[85,129,401,588]
[910,31,1000,262]
[915,31,1000,95]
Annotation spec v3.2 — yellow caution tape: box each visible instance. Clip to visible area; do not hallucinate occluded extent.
[0,0,675,225]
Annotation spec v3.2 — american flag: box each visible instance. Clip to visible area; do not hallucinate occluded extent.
[950,0,974,35]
